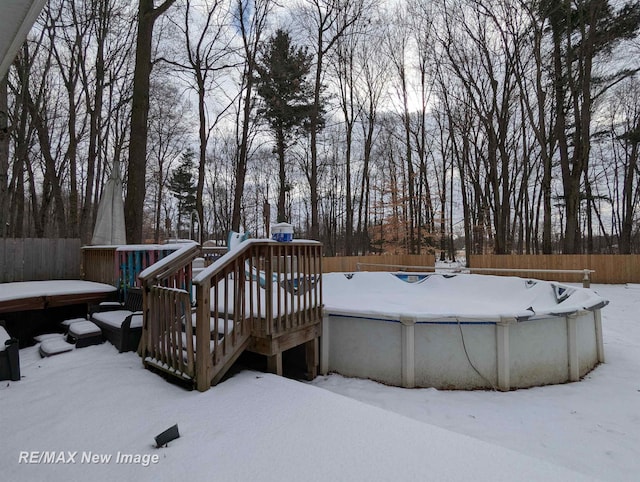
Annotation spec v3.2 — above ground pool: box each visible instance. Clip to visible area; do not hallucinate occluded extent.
[320,272,608,390]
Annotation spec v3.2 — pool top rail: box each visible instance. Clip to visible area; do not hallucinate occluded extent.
[354,263,595,288]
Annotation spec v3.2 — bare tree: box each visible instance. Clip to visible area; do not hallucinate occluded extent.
[161,0,236,243]
[354,16,388,254]
[124,0,176,244]
[384,8,419,254]
[231,0,274,232]
[408,0,437,256]
[595,78,640,253]
[297,0,371,240]
[78,0,136,243]
[436,0,527,254]
[0,76,8,237]
[147,80,190,242]
[332,31,360,254]
[48,0,94,239]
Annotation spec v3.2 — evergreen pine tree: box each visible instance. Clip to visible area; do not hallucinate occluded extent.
[255,29,315,223]
[168,149,197,238]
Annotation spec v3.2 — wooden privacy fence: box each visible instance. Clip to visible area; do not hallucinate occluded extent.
[82,246,118,285]
[323,254,640,284]
[323,254,436,273]
[0,238,81,282]
[469,255,640,284]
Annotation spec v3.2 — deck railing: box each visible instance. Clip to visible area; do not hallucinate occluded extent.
[82,243,187,291]
[144,286,195,380]
[192,239,323,391]
[82,246,118,285]
[137,243,200,378]
[117,246,179,290]
[136,239,323,391]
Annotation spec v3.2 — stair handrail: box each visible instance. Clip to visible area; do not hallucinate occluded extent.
[138,242,201,286]
[137,242,200,365]
[191,238,314,285]
[191,238,323,391]
[192,238,267,391]
[135,238,323,390]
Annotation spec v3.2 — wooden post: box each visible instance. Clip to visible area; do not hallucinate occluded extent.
[264,246,273,336]
[267,352,282,376]
[138,283,149,356]
[196,279,212,392]
[305,337,319,380]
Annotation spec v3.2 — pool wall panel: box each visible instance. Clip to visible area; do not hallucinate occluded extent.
[413,324,497,389]
[328,315,402,385]
[509,318,569,387]
[577,312,598,377]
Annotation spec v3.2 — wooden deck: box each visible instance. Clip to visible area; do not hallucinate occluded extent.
[0,280,116,314]
[138,240,323,391]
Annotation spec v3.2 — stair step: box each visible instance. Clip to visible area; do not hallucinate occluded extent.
[143,357,193,381]
[188,313,235,335]
[178,332,228,352]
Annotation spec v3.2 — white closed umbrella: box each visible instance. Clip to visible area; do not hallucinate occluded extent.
[91,162,126,245]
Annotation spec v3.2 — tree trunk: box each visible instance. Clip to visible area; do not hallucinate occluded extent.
[276,126,287,223]
[196,76,206,244]
[80,0,108,244]
[620,137,638,253]
[309,50,322,240]
[28,101,67,236]
[66,83,79,239]
[0,76,8,238]
[232,67,254,231]
[10,58,32,238]
[125,0,175,243]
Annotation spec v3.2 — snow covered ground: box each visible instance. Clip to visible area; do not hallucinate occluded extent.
[314,283,640,481]
[0,282,638,481]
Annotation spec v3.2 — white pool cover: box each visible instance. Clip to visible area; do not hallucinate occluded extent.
[321,272,608,390]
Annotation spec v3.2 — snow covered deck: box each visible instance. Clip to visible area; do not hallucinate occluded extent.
[138,240,323,390]
[0,280,117,314]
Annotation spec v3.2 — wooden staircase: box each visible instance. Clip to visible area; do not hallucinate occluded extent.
[137,240,323,391]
